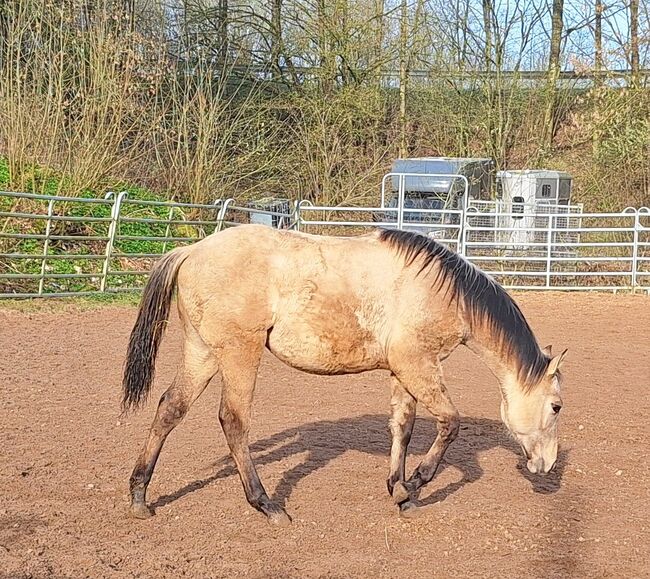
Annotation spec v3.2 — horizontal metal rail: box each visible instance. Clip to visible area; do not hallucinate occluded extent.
[0,212,113,223]
[114,234,201,242]
[0,272,100,280]
[0,190,112,204]
[470,256,635,263]
[482,271,633,277]
[478,269,632,278]
[121,198,218,210]
[0,291,110,299]
[118,216,219,227]
[0,253,107,260]
[0,232,110,241]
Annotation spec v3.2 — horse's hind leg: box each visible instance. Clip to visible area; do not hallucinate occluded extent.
[129,333,218,519]
[217,334,291,527]
[391,362,460,507]
[386,376,416,498]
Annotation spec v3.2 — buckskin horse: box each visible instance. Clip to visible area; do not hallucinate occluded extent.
[122,225,566,526]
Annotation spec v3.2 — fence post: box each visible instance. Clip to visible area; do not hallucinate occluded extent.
[38,199,56,296]
[631,209,640,292]
[212,199,222,235]
[397,174,405,230]
[292,200,305,232]
[546,213,553,288]
[380,175,388,209]
[101,191,128,293]
[216,198,234,232]
[161,205,177,255]
[458,208,466,256]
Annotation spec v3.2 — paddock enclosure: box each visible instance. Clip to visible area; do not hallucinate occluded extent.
[0,292,648,578]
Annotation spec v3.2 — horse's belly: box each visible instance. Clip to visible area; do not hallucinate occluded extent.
[266,322,385,375]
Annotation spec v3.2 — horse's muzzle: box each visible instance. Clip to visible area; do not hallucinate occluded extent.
[527,458,556,475]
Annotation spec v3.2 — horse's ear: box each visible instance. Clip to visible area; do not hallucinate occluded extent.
[542,344,553,357]
[547,349,568,375]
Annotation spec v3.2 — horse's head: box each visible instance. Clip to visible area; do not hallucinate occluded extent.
[501,347,567,474]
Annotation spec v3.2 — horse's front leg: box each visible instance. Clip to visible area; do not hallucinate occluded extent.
[391,364,460,507]
[386,376,416,498]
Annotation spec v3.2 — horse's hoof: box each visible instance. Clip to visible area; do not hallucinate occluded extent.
[392,481,410,505]
[130,502,153,520]
[267,509,292,527]
[399,501,422,519]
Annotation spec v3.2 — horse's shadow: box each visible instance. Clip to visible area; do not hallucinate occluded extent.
[152,414,568,511]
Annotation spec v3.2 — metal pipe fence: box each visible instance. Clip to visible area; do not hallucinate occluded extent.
[0,189,648,298]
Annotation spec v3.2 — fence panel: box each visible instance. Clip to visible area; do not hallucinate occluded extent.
[297,204,464,252]
[0,190,648,297]
[464,209,639,290]
[219,200,297,231]
[0,192,115,297]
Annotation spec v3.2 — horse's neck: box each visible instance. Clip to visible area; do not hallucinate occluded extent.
[465,333,518,392]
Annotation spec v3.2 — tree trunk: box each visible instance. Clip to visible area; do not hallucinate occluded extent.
[317,0,333,94]
[629,0,639,88]
[594,0,603,81]
[373,0,385,85]
[218,0,228,65]
[0,0,9,70]
[337,0,352,86]
[270,0,282,81]
[592,0,603,154]
[481,0,496,163]
[123,0,135,34]
[398,0,408,157]
[542,0,564,151]
[482,0,492,72]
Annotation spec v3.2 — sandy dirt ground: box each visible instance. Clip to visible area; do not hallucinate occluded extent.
[0,293,649,578]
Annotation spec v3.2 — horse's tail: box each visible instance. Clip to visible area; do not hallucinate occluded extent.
[121,246,191,413]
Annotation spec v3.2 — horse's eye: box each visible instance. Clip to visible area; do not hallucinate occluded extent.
[551,403,562,414]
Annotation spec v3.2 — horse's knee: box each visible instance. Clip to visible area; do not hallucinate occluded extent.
[444,412,460,443]
[219,402,246,441]
[389,403,416,440]
[389,416,407,438]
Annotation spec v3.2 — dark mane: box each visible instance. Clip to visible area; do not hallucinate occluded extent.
[379,229,549,390]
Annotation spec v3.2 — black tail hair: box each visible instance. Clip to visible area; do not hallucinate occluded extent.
[121,247,189,412]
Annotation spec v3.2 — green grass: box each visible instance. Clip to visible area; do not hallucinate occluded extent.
[0,291,142,311]
[0,159,9,189]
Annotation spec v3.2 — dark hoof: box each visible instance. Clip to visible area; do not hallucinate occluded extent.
[259,499,292,527]
[399,501,422,519]
[130,502,154,520]
[392,481,410,505]
[267,509,292,527]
